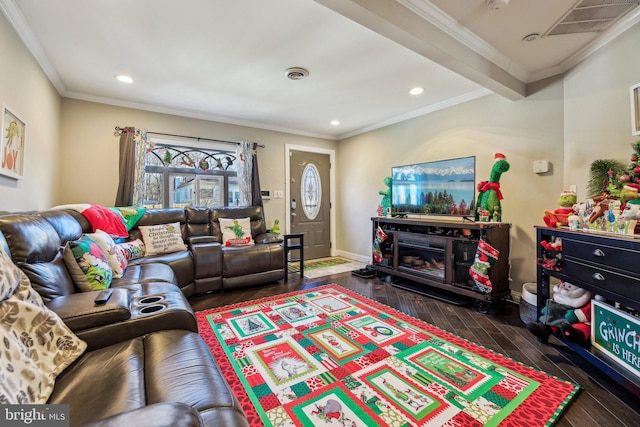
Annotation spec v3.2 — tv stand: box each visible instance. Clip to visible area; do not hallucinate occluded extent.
[372,217,511,312]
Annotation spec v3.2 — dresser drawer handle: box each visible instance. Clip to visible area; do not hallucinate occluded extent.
[592,272,605,281]
[592,249,605,257]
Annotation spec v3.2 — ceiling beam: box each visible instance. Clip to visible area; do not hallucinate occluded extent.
[314,0,526,100]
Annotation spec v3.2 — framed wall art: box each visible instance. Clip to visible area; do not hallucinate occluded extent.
[632,83,640,136]
[1,105,26,179]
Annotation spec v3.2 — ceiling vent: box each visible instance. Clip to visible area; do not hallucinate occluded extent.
[285,67,309,80]
[545,0,639,36]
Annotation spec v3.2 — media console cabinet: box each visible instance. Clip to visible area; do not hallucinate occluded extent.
[372,217,511,312]
[536,226,640,397]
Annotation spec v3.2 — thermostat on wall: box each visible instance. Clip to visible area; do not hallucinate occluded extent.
[261,190,271,199]
[533,160,549,174]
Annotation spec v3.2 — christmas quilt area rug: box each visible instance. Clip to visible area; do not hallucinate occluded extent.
[196,285,579,426]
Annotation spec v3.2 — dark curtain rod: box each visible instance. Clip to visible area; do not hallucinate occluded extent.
[114,126,264,148]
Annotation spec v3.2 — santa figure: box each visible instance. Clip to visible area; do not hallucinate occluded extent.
[526,282,595,343]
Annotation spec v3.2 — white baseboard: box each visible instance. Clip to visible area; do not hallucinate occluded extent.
[335,250,370,264]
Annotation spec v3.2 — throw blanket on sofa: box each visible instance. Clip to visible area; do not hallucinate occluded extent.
[0,247,87,403]
[52,204,144,237]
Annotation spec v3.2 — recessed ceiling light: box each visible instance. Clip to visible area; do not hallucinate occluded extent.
[409,87,424,95]
[115,74,134,83]
[330,120,340,126]
[522,33,540,42]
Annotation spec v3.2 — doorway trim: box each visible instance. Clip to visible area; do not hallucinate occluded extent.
[284,144,336,257]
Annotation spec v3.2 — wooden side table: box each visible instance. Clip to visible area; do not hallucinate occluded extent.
[283,233,304,281]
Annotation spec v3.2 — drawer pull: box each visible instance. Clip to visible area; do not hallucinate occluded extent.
[592,272,605,281]
[592,249,605,257]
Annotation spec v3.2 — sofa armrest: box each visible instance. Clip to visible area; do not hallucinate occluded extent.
[83,402,203,427]
[45,289,131,331]
[187,235,219,246]
[255,232,283,244]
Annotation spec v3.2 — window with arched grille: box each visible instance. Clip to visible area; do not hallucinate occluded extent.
[143,138,239,208]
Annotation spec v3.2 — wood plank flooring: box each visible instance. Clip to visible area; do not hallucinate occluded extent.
[189,272,640,427]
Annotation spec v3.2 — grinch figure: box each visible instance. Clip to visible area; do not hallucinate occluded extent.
[543,190,577,227]
[378,176,392,216]
[270,219,281,235]
[475,153,510,222]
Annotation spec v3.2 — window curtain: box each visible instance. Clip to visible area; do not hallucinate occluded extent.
[236,141,263,207]
[114,127,148,207]
[236,141,253,206]
[251,142,263,207]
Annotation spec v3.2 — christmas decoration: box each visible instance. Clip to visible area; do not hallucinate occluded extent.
[378,176,392,216]
[469,238,500,293]
[475,153,510,222]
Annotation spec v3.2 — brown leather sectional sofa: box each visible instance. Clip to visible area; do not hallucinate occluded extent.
[0,205,284,426]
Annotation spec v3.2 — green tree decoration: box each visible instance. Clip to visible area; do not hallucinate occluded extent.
[588,159,624,198]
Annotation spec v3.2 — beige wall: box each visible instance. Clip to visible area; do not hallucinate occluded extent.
[563,22,640,198]
[58,99,336,229]
[0,12,61,211]
[337,81,565,290]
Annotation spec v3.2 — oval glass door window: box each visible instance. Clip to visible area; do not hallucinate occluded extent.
[301,163,321,220]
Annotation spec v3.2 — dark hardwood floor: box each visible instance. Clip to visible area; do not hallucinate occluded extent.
[189,271,640,427]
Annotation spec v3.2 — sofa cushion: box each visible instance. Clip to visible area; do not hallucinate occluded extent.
[18,253,76,301]
[0,214,62,263]
[125,251,193,289]
[87,229,128,278]
[63,237,113,291]
[0,247,86,404]
[113,262,178,288]
[117,239,145,261]
[139,222,187,256]
[47,336,146,425]
[219,217,254,247]
[48,330,243,426]
[144,330,245,416]
[222,243,283,277]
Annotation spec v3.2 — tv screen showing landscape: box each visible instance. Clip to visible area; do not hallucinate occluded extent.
[391,156,476,216]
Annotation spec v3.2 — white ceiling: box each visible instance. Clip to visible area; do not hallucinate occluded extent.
[2,0,639,140]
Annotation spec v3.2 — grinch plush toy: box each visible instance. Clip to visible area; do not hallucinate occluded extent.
[475,153,510,222]
[543,190,577,227]
[270,219,281,235]
[378,176,392,216]
[526,282,596,344]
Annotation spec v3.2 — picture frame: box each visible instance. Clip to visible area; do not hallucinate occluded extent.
[631,83,640,136]
[0,105,26,179]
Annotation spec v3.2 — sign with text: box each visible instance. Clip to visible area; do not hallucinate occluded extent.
[1,405,69,426]
[591,299,640,379]
[0,105,26,180]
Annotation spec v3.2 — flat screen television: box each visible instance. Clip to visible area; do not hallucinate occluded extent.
[391,156,476,217]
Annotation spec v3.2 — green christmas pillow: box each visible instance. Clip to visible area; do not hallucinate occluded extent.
[219,217,255,247]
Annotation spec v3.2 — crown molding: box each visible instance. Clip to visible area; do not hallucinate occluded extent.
[555,6,640,78]
[402,0,640,85]
[337,88,492,140]
[0,0,66,94]
[397,0,530,83]
[63,91,338,141]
